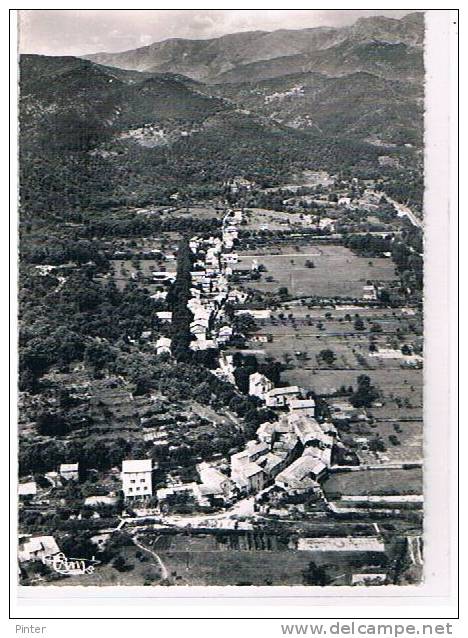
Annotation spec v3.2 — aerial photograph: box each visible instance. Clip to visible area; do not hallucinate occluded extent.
[17,9,424,587]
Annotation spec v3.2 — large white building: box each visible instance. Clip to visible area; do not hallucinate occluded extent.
[249,372,274,400]
[60,463,79,481]
[121,459,153,501]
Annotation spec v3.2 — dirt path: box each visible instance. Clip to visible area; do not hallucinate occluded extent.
[133,535,168,580]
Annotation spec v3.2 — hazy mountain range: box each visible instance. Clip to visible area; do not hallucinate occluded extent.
[84,13,424,83]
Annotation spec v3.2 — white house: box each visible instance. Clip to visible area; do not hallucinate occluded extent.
[249,372,274,400]
[155,336,172,355]
[156,311,172,322]
[121,459,153,501]
[217,325,233,343]
[214,352,236,384]
[363,285,377,301]
[256,421,276,446]
[190,322,208,341]
[18,481,37,499]
[60,463,79,481]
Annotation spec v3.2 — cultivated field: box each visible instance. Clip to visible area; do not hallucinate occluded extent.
[322,468,423,498]
[237,243,396,298]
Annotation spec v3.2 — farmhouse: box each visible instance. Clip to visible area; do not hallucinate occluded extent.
[230,443,270,493]
[190,338,217,351]
[291,414,333,449]
[121,459,153,501]
[59,463,79,481]
[233,461,266,493]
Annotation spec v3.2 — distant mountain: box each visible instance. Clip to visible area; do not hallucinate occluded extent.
[20,54,229,153]
[19,13,424,218]
[19,53,393,216]
[84,12,424,84]
[210,69,424,145]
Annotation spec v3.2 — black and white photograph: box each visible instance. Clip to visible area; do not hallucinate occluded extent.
[12,6,456,607]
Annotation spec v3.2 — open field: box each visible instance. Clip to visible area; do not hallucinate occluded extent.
[151,548,383,586]
[355,420,423,464]
[112,257,177,291]
[282,365,422,398]
[323,468,423,498]
[236,243,396,298]
[243,207,313,231]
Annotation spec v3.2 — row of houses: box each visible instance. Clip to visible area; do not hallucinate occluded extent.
[123,213,245,504]
[227,367,343,497]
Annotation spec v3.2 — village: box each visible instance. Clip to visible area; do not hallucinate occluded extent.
[18,171,424,587]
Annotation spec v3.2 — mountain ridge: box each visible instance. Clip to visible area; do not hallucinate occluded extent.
[82,12,424,84]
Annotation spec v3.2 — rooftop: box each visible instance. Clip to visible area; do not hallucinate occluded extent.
[268,386,301,397]
[60,463,79,472]
[122,459,152,473]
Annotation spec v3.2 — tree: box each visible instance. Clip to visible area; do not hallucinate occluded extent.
[302,561,331,586]
[350,374,380,408]
[84,339,116,373]
[319,349,336,366]
[36,411,71,437]
[354,318,365,331]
